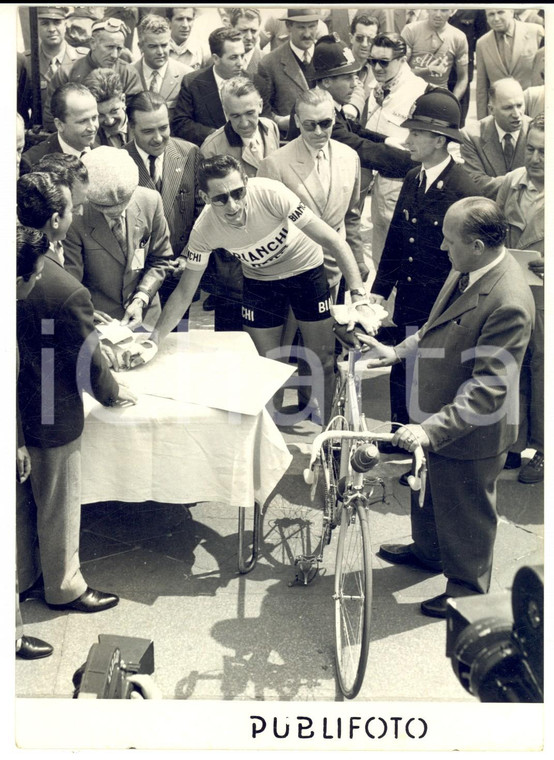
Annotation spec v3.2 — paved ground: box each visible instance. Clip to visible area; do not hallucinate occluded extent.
[16,295,543,709]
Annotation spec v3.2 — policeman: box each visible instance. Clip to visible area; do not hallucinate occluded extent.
[369,88,477,463]
[22,7,87,126]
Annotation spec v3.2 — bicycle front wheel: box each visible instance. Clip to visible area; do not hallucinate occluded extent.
[334,501,372,698]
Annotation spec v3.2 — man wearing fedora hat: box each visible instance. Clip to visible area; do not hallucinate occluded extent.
[369,88,477,461]
[257,9,321,135]
[21,7,87,127]
[296,34,418,188]
[42,16,142,131]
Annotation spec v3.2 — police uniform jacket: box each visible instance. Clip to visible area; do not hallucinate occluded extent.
[372,158,478,327]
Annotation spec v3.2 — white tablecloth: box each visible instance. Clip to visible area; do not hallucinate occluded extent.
[81,332,292,508]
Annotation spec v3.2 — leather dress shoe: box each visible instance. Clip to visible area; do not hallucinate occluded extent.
[17,635,53,660]
[19,574,45,603]
[420,593,452,619]
[48,587,119,613]
[378,543,442,573]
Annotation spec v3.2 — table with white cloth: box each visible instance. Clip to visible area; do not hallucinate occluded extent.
[80,331,293,509]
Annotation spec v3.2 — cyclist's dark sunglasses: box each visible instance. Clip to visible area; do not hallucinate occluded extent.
[209,186,247,206]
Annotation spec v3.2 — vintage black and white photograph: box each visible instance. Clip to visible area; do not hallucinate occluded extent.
[10,2,545,752]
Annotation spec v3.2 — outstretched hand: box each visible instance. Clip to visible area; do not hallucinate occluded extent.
[360,336,399,367]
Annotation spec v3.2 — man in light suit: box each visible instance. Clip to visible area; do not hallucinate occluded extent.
[17,171,135,613]
[257,9,320,135]
[258,87,367,298]
[364,197,535,616]
[21,82,98,173]
[461,78,530,199]
[124,91,201,305]
[134,14,192,124]
[475,9,544,119]
[496,114,544,484]
[201,78,280,177]
[229,7,264,76]
[63,147,174,331]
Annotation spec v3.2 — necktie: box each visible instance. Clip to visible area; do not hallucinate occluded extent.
[46,58,59,80]
[442,272,469,313]
[316,149,330,192]
[303,50,311,64]
[148,154,162,192]
[503,133,515,170]
[248,137,263,165]
[458,273,469,293]
[497,32,511,70]
[111,215,126,251]
[150,70,160,93]
[416,169,427,203]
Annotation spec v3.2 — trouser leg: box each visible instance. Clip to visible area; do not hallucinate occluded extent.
[28,439,87,605]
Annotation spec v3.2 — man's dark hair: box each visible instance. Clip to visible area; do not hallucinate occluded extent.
[126,91,167,126]
[51,81,95,122]
[34,153,89,188]
[83,67,124,104]
[16,224,49,281]
[529,113,545,133]
[197,154,246,193]
[370,32,407,58]
[350,13,379,35]
[17,172,70,229]
[208,27,243,57]
[457,197,508,249]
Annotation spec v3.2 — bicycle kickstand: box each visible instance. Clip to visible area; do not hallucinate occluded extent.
[289,554,320,586]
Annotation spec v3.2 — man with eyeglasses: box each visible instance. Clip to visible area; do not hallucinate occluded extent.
[147,154,380,425]
[43,17,142,132]
[364,33,429,267]
[258,87,366,300]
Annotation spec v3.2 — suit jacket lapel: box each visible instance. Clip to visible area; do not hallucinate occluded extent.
[204,68,226,126]
[281,45,308,89]
[88,208,128,267]
[481,119,506,175]
[161,60,181,100]
[128,141,156,191]
[161,139,183,215]
[290,139,327,213]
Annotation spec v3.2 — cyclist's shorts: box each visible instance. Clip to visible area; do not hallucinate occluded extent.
[241,265,332,328]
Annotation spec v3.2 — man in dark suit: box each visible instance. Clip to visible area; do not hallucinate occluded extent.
[257,9,320,135]
[17,171,135,612]
[171,27,247,146]
[229,7,264,76]
[63,146,174,331]
[124,91,201,305]
[42,16,142,131]
[370,89,477,453]
[364,197,535,616]
[461,78,530,199]
[21,82,98,172]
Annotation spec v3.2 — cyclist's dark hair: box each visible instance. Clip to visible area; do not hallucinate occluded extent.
[197,154,246,193]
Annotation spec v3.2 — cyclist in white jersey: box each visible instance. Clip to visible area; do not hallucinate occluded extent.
[151,154,375,423]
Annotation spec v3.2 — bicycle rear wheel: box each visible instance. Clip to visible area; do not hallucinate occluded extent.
[334,500,372,698]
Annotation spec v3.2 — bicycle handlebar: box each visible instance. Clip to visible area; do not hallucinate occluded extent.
[304,430,427,507]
